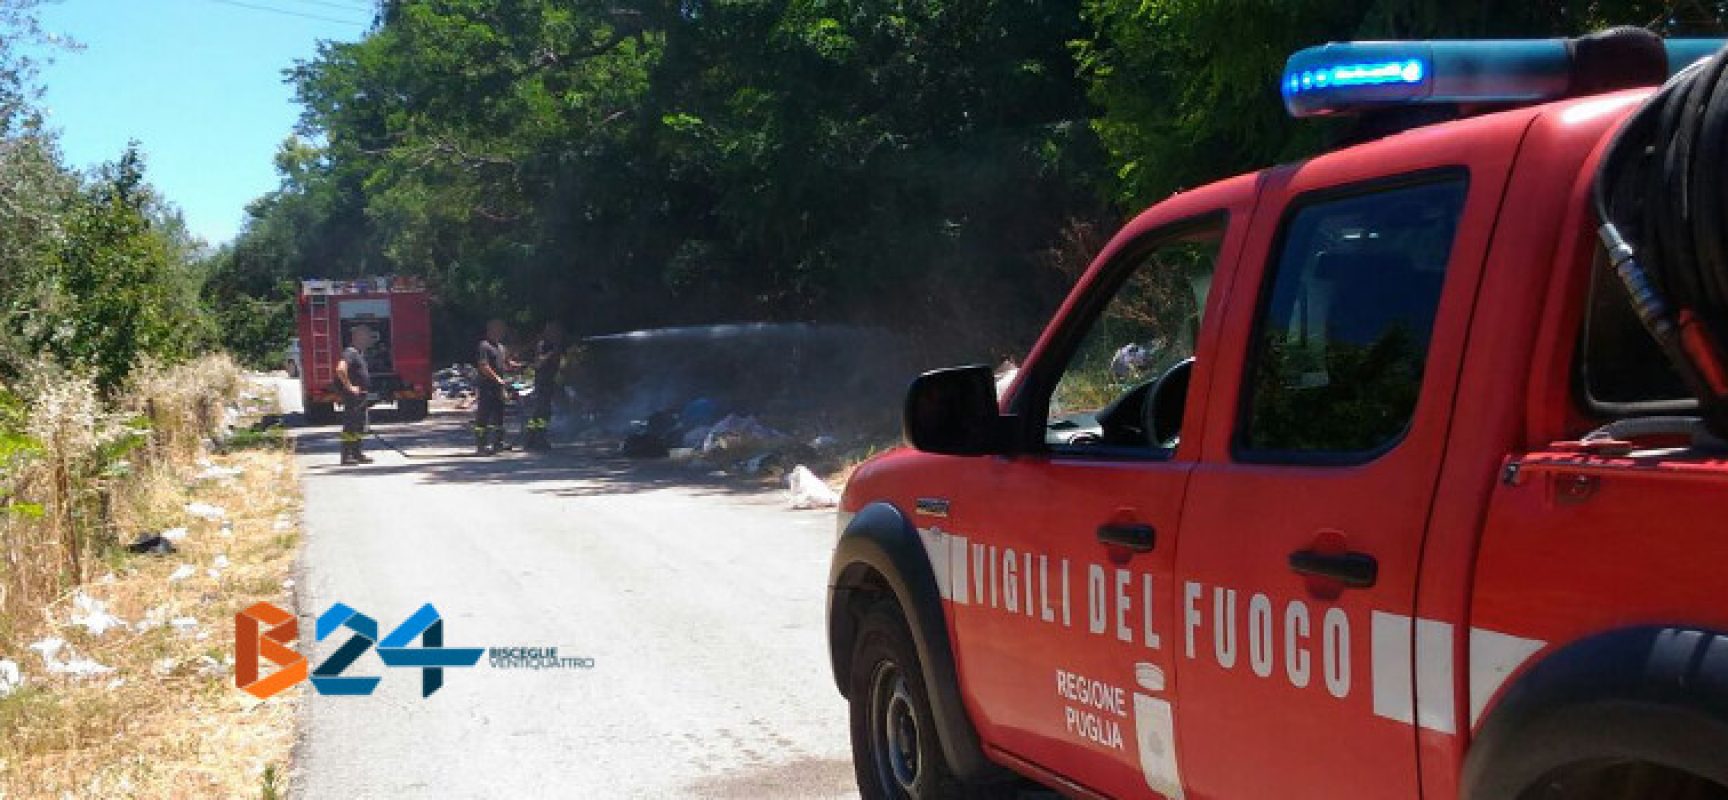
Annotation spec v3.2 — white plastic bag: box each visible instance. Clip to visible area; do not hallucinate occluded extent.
[787,465,840,509]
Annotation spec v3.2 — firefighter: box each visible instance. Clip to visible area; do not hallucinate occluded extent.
[335,324,377,465]
[473,319,519,455]
[523,322,564,451]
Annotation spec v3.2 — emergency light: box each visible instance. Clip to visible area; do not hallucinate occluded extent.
[1282,38,1727,118]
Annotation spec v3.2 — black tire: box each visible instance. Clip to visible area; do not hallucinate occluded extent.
[397,399,429,421]
[305,402,338,426]
[1517,759,1728,800]
[1464,628,1728,800]
[849,600,963,800]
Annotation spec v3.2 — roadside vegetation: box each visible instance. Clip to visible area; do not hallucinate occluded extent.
[0,8,301,796]
[0,357,302,799]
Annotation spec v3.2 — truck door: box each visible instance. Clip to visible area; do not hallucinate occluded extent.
[939,178,1254,799]
[1172,151,1512,796]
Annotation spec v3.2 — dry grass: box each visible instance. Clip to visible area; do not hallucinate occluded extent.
[0,354,248,623]
[0,359,301,799]
[0,445,301,799]
[124,355,246,467]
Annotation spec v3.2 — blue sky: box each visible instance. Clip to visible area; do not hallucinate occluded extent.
[29,0,373,245]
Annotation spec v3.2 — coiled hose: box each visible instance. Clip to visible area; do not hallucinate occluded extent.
[1594,37,1728,438]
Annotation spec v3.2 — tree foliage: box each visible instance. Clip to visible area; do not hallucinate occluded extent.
[0,4,212,391]
[214,0,1102,360]
[1077,0,1727,207]
[211,0,1728,363]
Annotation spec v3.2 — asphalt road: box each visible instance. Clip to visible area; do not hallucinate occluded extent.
[288,403,858,799]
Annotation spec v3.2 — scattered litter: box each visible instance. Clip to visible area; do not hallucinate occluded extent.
[272,514,293,532]
[28,637,64,663]
[135,605,170,631]
[161,527,189,542]
[184,502,227,521]
[195,655,224,677]
[282,578,295,590]
[98,572,116,584]
[213,554,230,569]
[787,465,841,509]
[0,658,21,697]
[106,677,125,690]
[152,658,177,677]
[126,533,178,555]
[206,554,229,580]
[219,520,234,538]
[170,617,200,636]
[28,637,114,679]
[52,656,114,679]
[168,564,196,583]
[809,434,839,451]
[195,464,244,482]
[69,591,127,636]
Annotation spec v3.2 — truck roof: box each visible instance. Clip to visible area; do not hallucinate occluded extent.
[299,276,427,296]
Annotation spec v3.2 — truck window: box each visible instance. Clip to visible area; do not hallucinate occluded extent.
[1238,176,1467,458]
[1045,225,1222,454]
[1579,248,1694,412]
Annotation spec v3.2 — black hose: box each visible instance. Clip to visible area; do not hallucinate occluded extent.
[1593,41,1728,438]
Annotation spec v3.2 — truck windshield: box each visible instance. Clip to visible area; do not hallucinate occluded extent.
[1045,227,1222,453]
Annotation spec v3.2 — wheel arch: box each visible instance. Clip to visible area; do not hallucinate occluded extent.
[827,500,998,782]
[1463,625,1728,799]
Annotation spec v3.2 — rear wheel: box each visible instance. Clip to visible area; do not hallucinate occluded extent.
[848,600,961,800]
[397,399,429,421]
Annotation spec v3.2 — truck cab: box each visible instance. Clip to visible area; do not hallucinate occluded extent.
[829,34,1728,800]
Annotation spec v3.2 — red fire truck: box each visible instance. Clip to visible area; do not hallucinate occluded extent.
[295,276,432,423]
[829,31,1728,800]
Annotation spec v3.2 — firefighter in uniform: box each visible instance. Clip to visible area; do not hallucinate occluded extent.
[523,323,564,451]
[335,324,377,465]
[473,319,518,455]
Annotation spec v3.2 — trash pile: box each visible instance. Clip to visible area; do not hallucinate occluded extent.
[607,396,846,508]
[617,400,799,466]
[433,364,478,400]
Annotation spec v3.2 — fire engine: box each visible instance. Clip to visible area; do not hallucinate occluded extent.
[828,29,1728,799]
[295,276,432,424]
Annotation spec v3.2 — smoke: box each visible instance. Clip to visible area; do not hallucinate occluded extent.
[564,323,919,437]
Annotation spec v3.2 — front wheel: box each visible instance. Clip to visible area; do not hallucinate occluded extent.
[849,601,961,800]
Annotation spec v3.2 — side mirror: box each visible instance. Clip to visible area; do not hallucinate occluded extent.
[1146,357,1194,448]
[903,365,1014,456]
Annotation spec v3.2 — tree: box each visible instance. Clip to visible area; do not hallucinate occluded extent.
[1076,0,1728,208]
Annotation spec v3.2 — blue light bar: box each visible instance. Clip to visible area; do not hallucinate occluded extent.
[1283,38,1727,118]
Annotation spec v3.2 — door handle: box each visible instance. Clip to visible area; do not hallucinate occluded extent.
[1097,523,1156,552]
[1288,550,1377,588]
